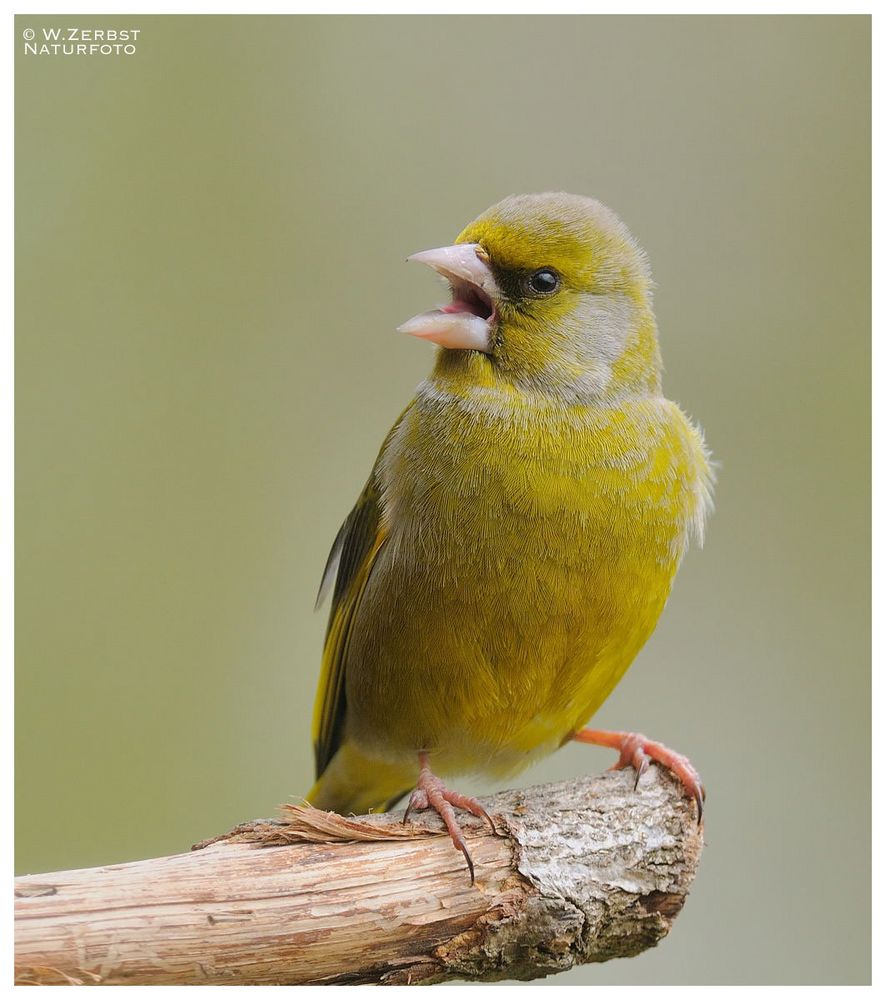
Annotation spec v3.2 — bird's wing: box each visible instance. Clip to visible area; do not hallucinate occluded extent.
[311,404,411,780]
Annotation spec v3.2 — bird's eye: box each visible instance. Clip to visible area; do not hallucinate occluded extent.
[526,268,560,296]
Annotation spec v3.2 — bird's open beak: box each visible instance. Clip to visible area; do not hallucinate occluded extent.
[397,243,498,353]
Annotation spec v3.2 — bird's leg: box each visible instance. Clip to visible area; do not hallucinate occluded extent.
[573,728,705,821]
[402,751,493,884]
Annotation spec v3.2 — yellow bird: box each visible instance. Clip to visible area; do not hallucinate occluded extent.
[307,193,714,878]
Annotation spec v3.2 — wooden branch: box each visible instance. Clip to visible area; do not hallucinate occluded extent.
[14,767,703,985]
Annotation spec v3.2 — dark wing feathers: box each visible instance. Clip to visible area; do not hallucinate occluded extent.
[311,404,411,780]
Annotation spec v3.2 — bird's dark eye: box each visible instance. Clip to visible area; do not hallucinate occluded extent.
[526,268,560,296]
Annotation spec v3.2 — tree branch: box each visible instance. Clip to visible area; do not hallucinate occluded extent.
[14,767,703,985]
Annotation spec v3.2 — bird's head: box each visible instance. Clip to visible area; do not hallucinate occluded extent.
[399,193,662,400]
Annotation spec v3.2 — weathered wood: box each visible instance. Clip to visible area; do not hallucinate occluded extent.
[14,767,703,985]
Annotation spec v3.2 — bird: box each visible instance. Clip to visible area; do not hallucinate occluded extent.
[306,192,714,880]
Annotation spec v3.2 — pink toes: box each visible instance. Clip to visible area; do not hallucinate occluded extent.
[402,753,494,883]
[574,728,705,821]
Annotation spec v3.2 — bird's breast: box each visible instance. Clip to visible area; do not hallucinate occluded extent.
[380,380,695,574]
[345,380,705,773]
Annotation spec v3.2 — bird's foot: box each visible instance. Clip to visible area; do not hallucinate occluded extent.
[402,752,493,884]
[573,728,705,822]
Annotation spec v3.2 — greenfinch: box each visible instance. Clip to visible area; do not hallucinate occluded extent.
[308,193,714,878]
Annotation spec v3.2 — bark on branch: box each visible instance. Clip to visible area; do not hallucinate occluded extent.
[14,767,703,985]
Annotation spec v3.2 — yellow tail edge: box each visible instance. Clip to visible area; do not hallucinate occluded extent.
[306,742,414,816]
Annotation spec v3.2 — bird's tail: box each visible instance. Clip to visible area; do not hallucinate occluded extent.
[306,742,414,815]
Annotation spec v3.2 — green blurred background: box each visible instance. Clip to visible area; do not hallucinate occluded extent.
[15,15,870,985]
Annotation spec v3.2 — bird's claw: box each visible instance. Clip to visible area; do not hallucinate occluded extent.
[576,728,705,823]
[402,756,493,884]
